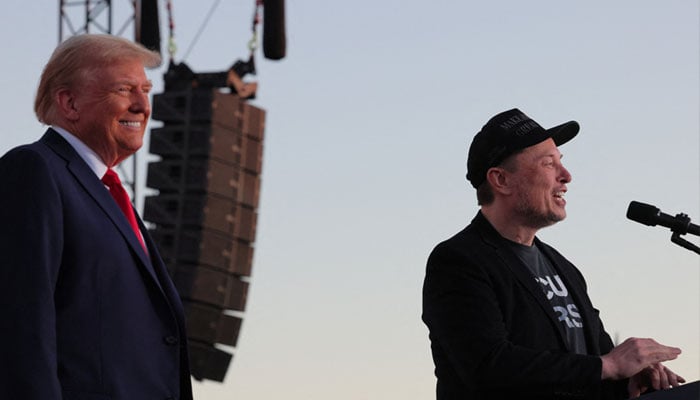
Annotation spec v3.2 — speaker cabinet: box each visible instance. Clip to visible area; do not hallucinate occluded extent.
[135,0,161,53]
[145,88,264,382]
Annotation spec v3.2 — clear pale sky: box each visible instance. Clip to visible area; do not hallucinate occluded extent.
[1,1,698,399]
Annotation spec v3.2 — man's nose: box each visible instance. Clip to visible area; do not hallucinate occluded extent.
[559,165,572,183]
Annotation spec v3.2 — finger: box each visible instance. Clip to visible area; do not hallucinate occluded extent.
[631,338,681,363]
[648,366,661,391]
[667,369,686,386]
[668,373,680,387]
[665,367,678,387]
[649,348,681,364]
[656,365,670,390]
[627,381,642,399]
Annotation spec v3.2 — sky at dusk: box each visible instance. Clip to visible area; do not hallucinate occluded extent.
[0,1,698,399]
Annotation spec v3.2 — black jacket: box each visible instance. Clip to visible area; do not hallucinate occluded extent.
[422,212,627,399]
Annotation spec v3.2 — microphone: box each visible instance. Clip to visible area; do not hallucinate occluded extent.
[263,0,286,60]
[626,201,700,236]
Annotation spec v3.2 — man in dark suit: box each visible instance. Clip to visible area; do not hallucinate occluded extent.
[0,34,193,399]
[422,108,684,399]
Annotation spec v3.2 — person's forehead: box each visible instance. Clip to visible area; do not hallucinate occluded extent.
[92,63,149,83]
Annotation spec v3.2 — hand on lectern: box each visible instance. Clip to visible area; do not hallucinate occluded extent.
[627,363,686,398]
[599,337,685,397]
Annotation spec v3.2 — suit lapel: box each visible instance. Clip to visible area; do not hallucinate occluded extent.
[40,129,165,294]
[138,216,188,326]
[475,213,571,350]
[499,246,570,349]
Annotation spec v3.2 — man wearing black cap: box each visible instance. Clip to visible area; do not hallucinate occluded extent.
[422,109,684,399]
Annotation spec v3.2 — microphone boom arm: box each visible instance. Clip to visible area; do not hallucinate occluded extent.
[670,213,700,255]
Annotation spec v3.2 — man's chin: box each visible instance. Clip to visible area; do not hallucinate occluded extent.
[549,211,566,224]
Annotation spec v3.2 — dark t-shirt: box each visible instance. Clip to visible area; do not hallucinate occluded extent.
[508,240,588,355]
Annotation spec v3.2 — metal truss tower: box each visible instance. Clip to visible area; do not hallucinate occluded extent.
[58,0,153,199]
[60,0,118,42]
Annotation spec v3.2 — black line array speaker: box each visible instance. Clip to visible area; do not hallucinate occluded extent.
[135,0,161,54]
[145,87,265,382]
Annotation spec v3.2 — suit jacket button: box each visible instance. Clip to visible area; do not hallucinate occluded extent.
[164,335,178,345]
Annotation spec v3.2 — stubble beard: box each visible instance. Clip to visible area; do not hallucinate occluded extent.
[515,190,565,230]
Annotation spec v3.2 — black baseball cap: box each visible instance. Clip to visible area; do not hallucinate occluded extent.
[466,108,579,188]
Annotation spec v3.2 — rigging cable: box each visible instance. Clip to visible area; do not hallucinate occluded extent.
[165,0,177,64]
[248,0,262,57]
[181,0,222,62]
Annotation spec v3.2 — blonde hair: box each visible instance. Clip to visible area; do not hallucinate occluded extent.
[34,34,161,124]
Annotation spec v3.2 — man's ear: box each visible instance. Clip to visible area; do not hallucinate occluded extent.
[56,88,79,121]
[485,167,513,195]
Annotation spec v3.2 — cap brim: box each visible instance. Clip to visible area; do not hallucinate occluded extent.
[547,121,579,146]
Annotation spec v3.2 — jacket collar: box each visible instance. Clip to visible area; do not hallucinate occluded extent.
[39,129,162,290]
[471,211,573,350]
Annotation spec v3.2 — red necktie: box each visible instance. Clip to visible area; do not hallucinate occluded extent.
[102,169,146,251]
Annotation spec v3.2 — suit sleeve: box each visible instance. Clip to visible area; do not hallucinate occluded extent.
[422,240,610,399]
[0,148,64,398]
